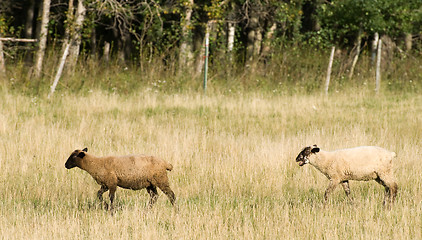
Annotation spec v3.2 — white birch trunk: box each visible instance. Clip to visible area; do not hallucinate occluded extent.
[34,0,51,78]
[68,0,86,70]
[48,42,71,98]
[179,0,194,70]
[349,30,362,79]
[227,22,235,53]
[371,32,379,66]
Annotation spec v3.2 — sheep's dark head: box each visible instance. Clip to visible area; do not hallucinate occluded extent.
[65,148,88,169]
[296,145,320,166]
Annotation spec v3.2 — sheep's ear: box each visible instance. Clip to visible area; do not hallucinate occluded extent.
[82,148,88,152]
[311,147,320,153]
[77,152,86,158]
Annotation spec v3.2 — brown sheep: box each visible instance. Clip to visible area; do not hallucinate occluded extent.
[295,145,397,206]
[65,148,176,211]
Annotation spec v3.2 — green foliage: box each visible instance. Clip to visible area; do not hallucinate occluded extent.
[319,0,422,45]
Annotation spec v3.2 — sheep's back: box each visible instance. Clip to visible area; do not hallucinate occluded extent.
[331,146,395,179]
[106,155,170,189]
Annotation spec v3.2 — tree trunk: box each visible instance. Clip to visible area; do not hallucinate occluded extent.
[325,46,335,95]
[246,9,260,66]
[90,24,97,58]
[34,0,51,78]
[24,0,36,39]
[0,40,5,77]
[349,29,362,79]
[404,33,412,52]
[227,22,236,57]
[261,22,277,59]
[103,42,110,63]
[68,0,86,70]
[48,42,71,98]
[179,0,194,71]
[371,32,379,66]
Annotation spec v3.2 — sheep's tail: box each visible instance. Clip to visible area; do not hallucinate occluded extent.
[165,162,173,171]
[391,151,397,159]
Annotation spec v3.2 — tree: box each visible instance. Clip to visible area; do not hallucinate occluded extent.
[67,0,86,70]
[179,0,194,70]
[34,0,50,78]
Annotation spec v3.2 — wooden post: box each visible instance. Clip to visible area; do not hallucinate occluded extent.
[375,39,382,94]
[0,40,5,75]
[325,46,335,95]
[203,31,209,93]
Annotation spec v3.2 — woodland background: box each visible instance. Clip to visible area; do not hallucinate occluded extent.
[0,0,421,94]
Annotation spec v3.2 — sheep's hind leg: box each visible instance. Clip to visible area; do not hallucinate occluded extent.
[158,184,176,206]
[97,185,109,209]
[341,181,353,202]
[146,185,159,209]
[376,176,397,207]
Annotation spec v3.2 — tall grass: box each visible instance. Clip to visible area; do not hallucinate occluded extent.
[1,47,421,95]
[0,90,421,239]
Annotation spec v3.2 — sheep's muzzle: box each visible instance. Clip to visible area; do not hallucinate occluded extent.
[65,153,78,169]
[295,146,312,166]
[296,157,309,166]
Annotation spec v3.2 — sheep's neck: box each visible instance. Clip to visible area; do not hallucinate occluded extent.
[78,156,99,174]
[309,151,332,175]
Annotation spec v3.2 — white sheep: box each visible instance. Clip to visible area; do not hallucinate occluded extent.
[65,148,176,211]
[295,145,397,206]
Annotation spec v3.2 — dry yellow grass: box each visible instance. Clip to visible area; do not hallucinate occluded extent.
[0,90,421,239]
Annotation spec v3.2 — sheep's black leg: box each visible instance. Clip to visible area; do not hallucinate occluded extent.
[109,186,117,212]
[97,185,109,209]
[375,177,390,206]
[146,186,159,208]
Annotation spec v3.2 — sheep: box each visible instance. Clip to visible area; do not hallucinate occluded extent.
[65,148,176,211]
[295,145,397,206]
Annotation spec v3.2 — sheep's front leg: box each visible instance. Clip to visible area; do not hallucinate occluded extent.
[324,180,340,202]
[97,185,109,209]
[109,186,117,212]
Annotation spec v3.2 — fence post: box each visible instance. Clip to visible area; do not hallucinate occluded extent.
[203,31,209,93]
[0,40,5,75]
[375,39,382,94]
[325,46,335,95]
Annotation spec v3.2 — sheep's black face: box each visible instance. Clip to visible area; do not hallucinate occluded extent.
[296,145,319,166]
[65,148,87,169]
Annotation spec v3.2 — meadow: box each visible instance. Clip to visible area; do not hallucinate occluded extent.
[0,88,421,239]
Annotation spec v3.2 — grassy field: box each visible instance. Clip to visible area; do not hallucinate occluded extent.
[0,89,421,239]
